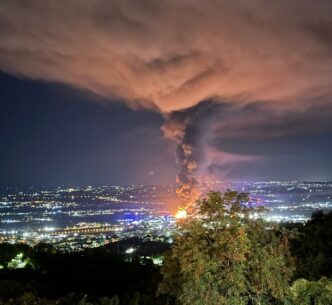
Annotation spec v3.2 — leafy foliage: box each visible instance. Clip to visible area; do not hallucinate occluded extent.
[289,211,332,280]
[288,277,332,305]
[159,191,294,305]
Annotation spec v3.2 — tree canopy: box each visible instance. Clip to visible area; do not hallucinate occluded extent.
[289,277,332,305]
[159,191,294,305]
[289,211,332,280]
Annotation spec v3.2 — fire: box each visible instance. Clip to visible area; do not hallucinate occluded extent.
[175,208,187,219]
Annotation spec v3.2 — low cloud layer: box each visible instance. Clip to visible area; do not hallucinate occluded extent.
[1,0,332,112]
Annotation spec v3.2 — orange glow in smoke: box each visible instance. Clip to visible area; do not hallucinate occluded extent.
[174,208,187,219]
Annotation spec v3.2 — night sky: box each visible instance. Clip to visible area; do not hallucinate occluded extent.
[0,1,332,186]
[0,72,176,186]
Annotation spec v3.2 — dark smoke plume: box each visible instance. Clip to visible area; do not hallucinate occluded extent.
[162,98,332,206]
[161,101,219,205]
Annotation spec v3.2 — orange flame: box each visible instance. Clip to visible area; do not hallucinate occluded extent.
[174,208,187,219]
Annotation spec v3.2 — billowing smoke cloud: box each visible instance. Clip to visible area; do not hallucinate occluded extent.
[1,0,332,202]
[162,99,332,203]
[161,101,256,204]
[0,0,332,112]
[161,101,215,204]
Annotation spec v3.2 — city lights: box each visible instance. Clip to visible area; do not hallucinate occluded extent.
[0,182,331,251]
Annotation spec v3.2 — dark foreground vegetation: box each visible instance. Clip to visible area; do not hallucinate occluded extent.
[0,191,331,305]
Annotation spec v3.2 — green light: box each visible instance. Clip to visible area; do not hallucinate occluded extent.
[7,253,32,269]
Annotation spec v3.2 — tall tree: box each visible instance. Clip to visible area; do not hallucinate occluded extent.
[290,211,332,280]
[159,191,294,305]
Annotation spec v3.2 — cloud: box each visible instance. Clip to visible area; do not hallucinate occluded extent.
[1,0,332,192]
[0,0,332,112]
[210,98,332,142]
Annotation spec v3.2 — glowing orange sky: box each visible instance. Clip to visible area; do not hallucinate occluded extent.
[0,0,332,113]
